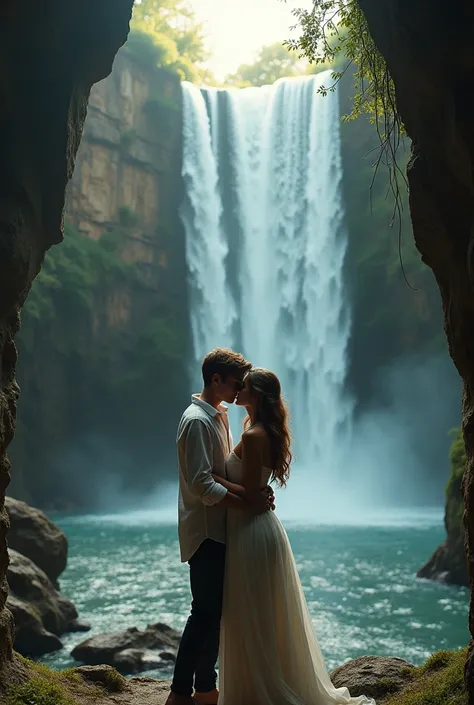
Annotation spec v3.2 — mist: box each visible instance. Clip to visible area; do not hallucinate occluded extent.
[276,352,460,522]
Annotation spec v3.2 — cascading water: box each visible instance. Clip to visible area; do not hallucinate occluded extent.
[180,73,353,517]
[180,82,237,390]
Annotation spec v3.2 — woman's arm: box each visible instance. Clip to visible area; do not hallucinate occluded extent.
[212,474,247,498]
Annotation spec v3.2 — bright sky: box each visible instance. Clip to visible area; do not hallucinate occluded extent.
[190,0,313,79]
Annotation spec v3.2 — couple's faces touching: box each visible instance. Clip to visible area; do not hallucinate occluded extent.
[211,372,254,406]
[235,374,253,407]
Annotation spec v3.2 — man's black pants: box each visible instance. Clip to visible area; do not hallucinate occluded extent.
[171,539,226,697]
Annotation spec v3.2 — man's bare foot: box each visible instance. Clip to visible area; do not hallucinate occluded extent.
[194,688,219,705]
[164,693,195,705]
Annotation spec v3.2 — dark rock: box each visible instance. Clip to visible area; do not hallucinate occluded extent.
[113,648,174,675]
[330,655,414,700]
[71,622,180,674]
[69,618,92,633]
[351,1,474,690]
[0,0,134,674]
[159,651,176,662]
[417,433,468,588]
[5,496,68,587]
[417,539,468,587]
[6,549,79,656]
[6,594,63,656]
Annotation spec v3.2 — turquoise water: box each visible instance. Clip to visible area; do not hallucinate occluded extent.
[41,509,469,677]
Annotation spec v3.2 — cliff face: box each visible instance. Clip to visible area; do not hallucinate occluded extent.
[68,46,180,246]
[418,428,468,586]
[0,0,134,685]
[357,0,474,694]
[9,45,189,510]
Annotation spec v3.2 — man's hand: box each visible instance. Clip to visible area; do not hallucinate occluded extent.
[250,485,275,514]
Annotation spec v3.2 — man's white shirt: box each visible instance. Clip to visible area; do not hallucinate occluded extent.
[176,394,233,562]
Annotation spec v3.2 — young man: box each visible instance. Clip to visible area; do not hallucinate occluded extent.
[166,348,275,705]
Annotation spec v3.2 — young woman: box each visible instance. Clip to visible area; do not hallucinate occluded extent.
[213,367,375,705]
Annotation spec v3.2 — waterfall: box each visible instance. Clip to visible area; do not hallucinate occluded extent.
[180,73,353,516]
[180,83,237,392]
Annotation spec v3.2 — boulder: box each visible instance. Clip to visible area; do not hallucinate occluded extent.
[417,539,468,586]
[330,655,414,700]
[71,623,181,674]
[5,496,68,587]
[6,594,63,656]
[113,648,175,675]
[6,549,88,656]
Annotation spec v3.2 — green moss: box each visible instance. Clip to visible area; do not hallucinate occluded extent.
[99,670,127,693]
[385,648,467,705]
[7,658,126,704]
[447,428,467,498]
[378,678,401,695]
[399,666,416,678]
[118,205,140,228]
[445,428,466,536]
[418,650,452,673]
[6,678,75,705]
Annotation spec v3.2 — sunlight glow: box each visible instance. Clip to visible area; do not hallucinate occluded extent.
[190,0,314,79]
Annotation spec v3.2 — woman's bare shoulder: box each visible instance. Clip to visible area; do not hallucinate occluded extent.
[242,424,268,446]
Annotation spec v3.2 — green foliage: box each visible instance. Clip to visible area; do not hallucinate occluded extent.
[446,426,466,503]
[118,205,140,228]
[129,0,213,82]
[225,42,308,87]
[12,214,189,509]
[445,427,466,534]
[287,2,396,122]
[385,648,467,705]
[289,1,403,208]
[19,221,182,367]
[19,223,131,354]
[125,29,167,67]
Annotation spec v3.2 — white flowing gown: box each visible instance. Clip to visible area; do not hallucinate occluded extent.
[218,451,376,705]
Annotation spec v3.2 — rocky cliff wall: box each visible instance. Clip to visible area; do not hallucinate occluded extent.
[0,0,134,685]
[68,46,181,247]
[9,44,189,510]
[356,0,474,694]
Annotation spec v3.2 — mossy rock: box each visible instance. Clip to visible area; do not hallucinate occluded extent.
[6,658,126,704]
[73,665,127,693]
[330,650,466,704]
[384,648,467,705]
[417,427,468,586]
[331,655,414,700]
[446,427,466,536]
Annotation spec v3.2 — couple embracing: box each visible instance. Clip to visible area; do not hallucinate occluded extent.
[165,348,374,705]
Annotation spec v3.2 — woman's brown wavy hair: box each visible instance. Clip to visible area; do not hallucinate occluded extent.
[243,367,292,487]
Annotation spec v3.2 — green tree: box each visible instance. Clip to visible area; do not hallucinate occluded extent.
[130,0,213,82]
[287,2,394,121]
[225,42,308,88]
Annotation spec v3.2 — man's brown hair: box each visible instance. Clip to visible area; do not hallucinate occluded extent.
[202,348,252,386]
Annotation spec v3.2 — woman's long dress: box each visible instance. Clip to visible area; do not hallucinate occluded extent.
[218,451,375,705]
